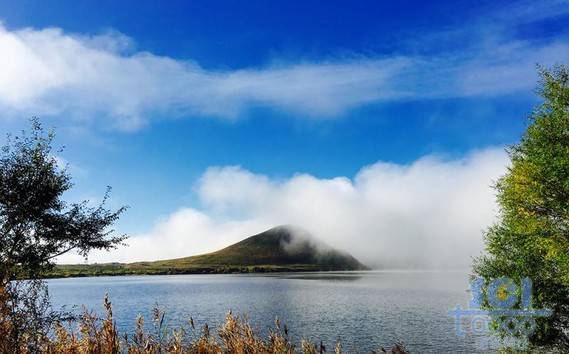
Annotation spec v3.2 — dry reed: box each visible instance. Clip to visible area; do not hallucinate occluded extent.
[1,293,407,354]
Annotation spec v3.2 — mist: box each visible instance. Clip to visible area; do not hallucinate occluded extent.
[57,148,508,269]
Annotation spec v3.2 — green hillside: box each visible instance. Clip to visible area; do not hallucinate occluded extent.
[50,226,368,278]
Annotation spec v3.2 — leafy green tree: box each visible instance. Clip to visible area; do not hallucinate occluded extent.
[0,119,127,351]
[0,119,127,283]
[474,65,569,347]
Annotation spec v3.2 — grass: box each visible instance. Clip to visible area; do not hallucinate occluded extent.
[1,293,408,353]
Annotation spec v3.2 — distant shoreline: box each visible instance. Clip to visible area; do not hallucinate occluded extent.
[44,263,368,279]
[45,267,472,280]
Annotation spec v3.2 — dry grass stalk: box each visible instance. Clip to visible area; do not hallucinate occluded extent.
[1,291,407,354]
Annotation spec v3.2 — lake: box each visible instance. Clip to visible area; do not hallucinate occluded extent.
[48,271,498,353]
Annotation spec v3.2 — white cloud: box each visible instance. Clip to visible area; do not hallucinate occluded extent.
[0,23,568,130]
[0,24,410,130]
[59,148,508,269]
[57,208,270,265]
[458,41,569,96]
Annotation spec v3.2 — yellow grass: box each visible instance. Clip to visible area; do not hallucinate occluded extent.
[1,291,407,354]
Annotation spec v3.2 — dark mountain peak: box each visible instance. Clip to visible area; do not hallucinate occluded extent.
[125,226,368,272]
[63,225,369,277]
[207,225,367,270]
[235,224,311,248]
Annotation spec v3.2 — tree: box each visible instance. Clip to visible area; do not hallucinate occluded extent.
[0,119,126,283]
[474,65,569,347]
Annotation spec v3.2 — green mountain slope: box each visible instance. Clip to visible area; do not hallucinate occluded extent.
[51,225,368,278]
[140,225,366,269]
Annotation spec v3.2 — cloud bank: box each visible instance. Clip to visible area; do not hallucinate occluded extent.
[1,20,568,130]
[59,148,508,269]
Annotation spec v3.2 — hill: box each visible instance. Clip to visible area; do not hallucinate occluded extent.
[50,226,368,278]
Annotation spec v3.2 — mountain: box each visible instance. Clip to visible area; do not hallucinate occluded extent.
[51,225,368,277]
[142,225,367,270]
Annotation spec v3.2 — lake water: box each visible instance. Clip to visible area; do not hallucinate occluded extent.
[48,271,498,353]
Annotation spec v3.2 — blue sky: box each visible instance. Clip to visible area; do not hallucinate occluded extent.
[0,0,568,266]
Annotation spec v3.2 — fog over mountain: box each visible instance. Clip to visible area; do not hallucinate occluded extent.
[57,147,507,269]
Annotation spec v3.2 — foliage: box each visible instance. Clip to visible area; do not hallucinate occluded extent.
[0,118,126,282]
[474,65,569,347]
[0,119,126,353]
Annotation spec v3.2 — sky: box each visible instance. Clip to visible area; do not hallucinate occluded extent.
[0,0,568,268]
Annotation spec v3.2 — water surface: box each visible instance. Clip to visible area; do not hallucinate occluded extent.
[48,271,496,353]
